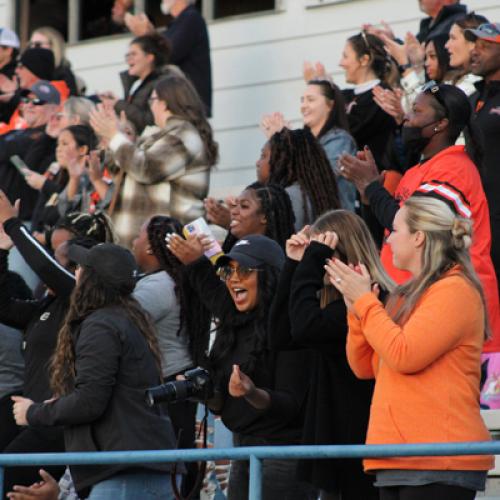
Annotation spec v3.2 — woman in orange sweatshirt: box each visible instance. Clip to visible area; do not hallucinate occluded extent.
[325,194,493,500]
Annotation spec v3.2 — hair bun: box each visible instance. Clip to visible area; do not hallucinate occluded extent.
[451,218,472,250]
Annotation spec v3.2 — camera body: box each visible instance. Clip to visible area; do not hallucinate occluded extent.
[145,367,213,406]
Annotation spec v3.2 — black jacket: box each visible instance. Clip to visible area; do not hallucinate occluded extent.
[269,246,374,492]
[469,80,500,293]
[185,256,310,444]
[0,127,56,220]
[417,4,467,42]
[164,5,212,116]
[0,218,73,402]
[342,84,398,173]
[27,305,178,494]
[115,69,166,134]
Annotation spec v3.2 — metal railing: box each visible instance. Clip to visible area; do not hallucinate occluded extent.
[1,442,499,499]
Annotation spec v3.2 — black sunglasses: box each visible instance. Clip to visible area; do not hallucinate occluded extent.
[21,96,47,106]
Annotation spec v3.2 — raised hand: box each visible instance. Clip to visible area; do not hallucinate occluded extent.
[338,146,381,199]
[285,226,310,262]
[260,112,289,139]
[228,365,256,398]
[310,230,339,250]
[204,197,231,229]
[0,191,19,224]
[165,233,205,265]
[0,224,14,251]
[124,12,154,36]
[89,105,119,142]
[372,86,405,124]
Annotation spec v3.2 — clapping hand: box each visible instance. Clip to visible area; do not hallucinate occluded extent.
[124,12,154,36]
[89,105,120,142]
[204,197,231,229]
[6,469,59,500]
[372,86,405,124]
[166,233,206,265]
[0,223,14,251]
[260,112,289,139]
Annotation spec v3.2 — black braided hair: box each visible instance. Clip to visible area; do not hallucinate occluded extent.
[146,215,211,365]
[268,128,340,221]
[222,182,295,252]
[208,264,280,383]
[49,211,115,252]
[255,184,295,248]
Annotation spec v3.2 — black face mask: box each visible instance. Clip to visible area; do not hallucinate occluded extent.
[401,120,438,157]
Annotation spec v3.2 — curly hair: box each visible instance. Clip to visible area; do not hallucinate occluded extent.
[222,183,295,252]
[268,128,340,221]
[146,215,211,365]
[208,264,280,383]
[50,265,162,396]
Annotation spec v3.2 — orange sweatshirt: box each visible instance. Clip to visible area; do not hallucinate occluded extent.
[347,269,493,472]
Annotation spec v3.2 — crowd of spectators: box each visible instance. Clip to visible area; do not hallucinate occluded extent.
[0,0,499,499]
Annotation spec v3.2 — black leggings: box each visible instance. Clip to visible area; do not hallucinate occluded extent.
[379,483,476,500]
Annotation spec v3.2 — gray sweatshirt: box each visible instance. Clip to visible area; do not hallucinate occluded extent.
[133,271,193,378]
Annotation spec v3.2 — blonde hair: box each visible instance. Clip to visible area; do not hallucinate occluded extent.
[387,196,490,338]
[311,209,395,306]
[32,26,66,67]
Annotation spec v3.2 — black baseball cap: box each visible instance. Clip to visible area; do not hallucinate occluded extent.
[68,243,138,293]
[216,234,285,270]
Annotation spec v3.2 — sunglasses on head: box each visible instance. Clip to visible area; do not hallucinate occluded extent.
[21,96,47,106]
[421,80,448,116]
[217,265,261,281]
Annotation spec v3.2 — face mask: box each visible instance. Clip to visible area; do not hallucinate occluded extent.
[401,120,438,157]
[161,0,175,15]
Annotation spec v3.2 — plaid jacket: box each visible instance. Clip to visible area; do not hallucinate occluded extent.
[109,116,211,247]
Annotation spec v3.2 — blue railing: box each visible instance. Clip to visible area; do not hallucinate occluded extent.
[1,442,499,499]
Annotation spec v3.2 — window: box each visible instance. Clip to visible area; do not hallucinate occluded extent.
[208,0,276,20]
[13,0,278,45]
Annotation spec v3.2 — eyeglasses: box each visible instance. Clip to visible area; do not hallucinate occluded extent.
[147,96,159,105]
[21,97,47,106]
[217,265,261,281]
[421,80,448,116]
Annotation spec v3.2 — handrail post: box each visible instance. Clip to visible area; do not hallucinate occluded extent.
[249,454,262,499]
[0,465,4,496]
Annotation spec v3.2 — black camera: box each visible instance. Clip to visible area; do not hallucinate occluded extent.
[145,367,213,406]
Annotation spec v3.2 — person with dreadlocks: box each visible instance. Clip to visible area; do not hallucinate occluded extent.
[12,243,178,500]
[0,198,114,495]
[132,214,211,497]
[257,128,340,231]
[221,182,295,253]
[167,233,316,500]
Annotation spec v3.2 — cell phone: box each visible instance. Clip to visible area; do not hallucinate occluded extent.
[10,155,29,176]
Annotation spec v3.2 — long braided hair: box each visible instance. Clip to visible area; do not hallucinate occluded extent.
[146,215,211,365]
[222,183,295,252]
[268,128,340,222]
[50,263,162,396]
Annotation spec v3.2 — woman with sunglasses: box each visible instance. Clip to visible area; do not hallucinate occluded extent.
[326,194,493,500]
[338,83,500,352]
[167,234,316,500]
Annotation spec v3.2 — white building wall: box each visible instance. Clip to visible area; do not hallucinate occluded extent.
[1,0,500,197]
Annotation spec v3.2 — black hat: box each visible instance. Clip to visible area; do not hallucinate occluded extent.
[216,235,285,270]
[68,243,138,293]
[21,80,60,105]
[19,47,55,81]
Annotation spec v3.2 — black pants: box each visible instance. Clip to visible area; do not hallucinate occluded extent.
[165,394,198,497]
[0,396,65,495]
[379,483,476,500]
